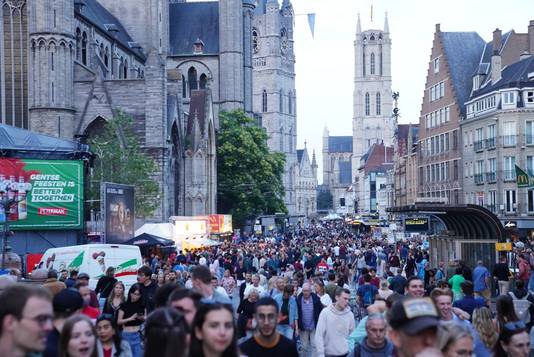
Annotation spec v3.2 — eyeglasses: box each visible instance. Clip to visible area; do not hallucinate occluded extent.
[21,314,54,327]
[504,320,526,331]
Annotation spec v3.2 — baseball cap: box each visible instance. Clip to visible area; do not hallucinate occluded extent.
[53,288,84,314]
[77,273,90,279]
[387,297,439,335]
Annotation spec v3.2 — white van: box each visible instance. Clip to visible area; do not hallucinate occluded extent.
[39,244,142,290]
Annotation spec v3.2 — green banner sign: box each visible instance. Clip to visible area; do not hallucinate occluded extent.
[0,159,83,230]
[516,165,534,188]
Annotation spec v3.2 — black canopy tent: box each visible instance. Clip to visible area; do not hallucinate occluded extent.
[125,233,175,247]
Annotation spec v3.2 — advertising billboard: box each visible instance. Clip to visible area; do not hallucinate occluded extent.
[404,217,429,232]
[102,183,134,244]
[0,158,83,229]
[209,214,233,234]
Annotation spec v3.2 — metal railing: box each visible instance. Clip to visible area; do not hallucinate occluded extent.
[474,140,484,152]
[503,169,516,181]
[486,137,496,149]
[474,173,484,184]
[486,172,496,183]
[502,135,517,147]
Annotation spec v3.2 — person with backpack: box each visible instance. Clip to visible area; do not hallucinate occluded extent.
[357,274,379,308]
[508,280,534,330]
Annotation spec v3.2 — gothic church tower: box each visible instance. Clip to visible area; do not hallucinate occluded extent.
[352,14,395,176]
[28,0,75,138]
[252,0,297,214]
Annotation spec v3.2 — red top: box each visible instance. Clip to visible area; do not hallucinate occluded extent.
[81,305,100,319]
[102,347,112,357]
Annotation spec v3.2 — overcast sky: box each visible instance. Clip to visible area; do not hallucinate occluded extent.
[291,0,533,183]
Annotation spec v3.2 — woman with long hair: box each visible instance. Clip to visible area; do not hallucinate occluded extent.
[313,279,332,307]
[59,314,98,357]
[103,281,126,322]
[117,283,146,357]
[96,314,132,357]
[436,321,474,357]
[495,295,519,333]
[189,303,238,357]
[144,307,189,357]
[493,320,530,357]
[236,288,258,338]
[472,307,498,353]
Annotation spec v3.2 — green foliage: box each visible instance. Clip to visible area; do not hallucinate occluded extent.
[317,189,333,210]
[217,110,287,227]
[88,111,160,218]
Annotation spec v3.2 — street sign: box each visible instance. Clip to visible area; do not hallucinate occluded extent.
[495,242,512,251]
[504,221,517,228]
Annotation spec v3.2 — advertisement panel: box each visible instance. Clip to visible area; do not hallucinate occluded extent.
[174,219,208,236]
[209,214,233,234]
[0,158,83,229]
[404,217,429,232]
[102,183,134,244]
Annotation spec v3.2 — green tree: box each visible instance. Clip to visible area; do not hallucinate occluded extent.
[88,111,160,218]
[217,110,286,227]
[317,188,333,210]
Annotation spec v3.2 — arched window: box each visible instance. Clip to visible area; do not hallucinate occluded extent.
[104,47,109,67]
[370,53,375,75]
[118,57,124,79]
[288,91,293,115]
[182,75,186,98]
[75,28,81,60]
[199,73,207,89]
[81,31,87,65]
[365,93,370,116]
[376,92,381,115]
[123,59,128,79]
[188,67,198,95]
[99,43,104,58]
[279,90,283,113]
[252,28,259,53]
[279,127,284,152]
[262,90,267,112]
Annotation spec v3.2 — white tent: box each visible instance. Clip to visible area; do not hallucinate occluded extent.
[134,223,173,239]
[320,213,343,221]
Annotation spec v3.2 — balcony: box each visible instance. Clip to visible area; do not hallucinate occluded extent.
[486,137,496,149]
[526,134,534,146]
[504,169,516,182]
[474,173,484,185]
[474,140,484,152]
[486,172,496,183]
[502,135,517,147]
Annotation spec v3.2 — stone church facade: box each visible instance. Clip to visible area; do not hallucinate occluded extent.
[1,0,302,221]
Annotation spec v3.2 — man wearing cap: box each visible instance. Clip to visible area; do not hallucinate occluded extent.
[76,272,99,308]
[44,288,83,357]
[387,297,441,357]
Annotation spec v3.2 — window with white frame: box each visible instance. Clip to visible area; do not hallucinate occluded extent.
[505,189,516,213]
[488,190,497,212]
[502,121,516,146]
[433,57,439,73]
[526,91,534,104]
[504,156,516,180]
[502,91,515,105]
[527,155,534,175]
[365,93,370,116]
[488,158,496,173]
[527,121,534,145]
[528,190,534,213]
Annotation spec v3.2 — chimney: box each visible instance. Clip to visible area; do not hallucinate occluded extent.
[493,28,502,54]
[435,23,441,33]
[492,28,502,83]
[529,20,534,55]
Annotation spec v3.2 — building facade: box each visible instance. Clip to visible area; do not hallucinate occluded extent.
[252,0,297,214]
[461,22,534,237]
[417,24,485,204]
[393,124,419,206]
[295,145,317,216]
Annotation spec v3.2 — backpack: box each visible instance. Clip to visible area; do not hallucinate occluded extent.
[508,291,532,323]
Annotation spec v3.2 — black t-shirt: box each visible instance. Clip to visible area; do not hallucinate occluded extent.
[239,334,299,357]
[141,282,157,312]
[120,301,145,327]
[493,263,510,281]
[95,276,117,298]
[43,328,60,357]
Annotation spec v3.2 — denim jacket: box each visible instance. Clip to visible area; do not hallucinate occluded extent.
[273,294,298,326]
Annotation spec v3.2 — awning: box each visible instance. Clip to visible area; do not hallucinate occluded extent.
[125,233,175,247]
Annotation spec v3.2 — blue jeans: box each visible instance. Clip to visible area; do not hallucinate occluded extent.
[122,331,143,357]
[98,297,106,311]
[277,324,294,340]
[529,273,534,292]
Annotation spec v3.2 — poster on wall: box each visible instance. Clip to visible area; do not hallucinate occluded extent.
[102,183,134,243]
[0,158,83,230]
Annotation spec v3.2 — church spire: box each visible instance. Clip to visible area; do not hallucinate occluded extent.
[312,149,317,166]
[384,12,389,33]
[356,12,361,34]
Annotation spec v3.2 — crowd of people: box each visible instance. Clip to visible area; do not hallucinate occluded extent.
[1,221,534,357]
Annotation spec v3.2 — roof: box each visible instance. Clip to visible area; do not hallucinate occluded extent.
[297,149,304,163]
[338,160,352,184]
[441,32,485,115]
[76,0,145,61]
[328,136,353,153]
[0,124,91,157]
[169,2,219,56]
[472,55,534,97]
[361,143,394,174]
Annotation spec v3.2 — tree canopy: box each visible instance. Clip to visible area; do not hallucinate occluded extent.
[217,110,286,227]
[88,111,160,218]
